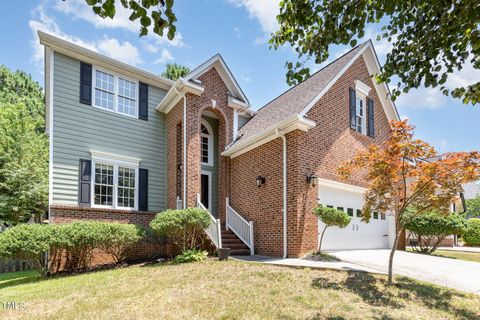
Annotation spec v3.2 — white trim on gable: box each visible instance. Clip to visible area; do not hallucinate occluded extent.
[299,41,400,122]
[185,54,250,105]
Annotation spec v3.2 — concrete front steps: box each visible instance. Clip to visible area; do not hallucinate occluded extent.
[221,229,250,255]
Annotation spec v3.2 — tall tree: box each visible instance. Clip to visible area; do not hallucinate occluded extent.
[0,104,48,225]
[75,0,177,39]
[338,120,480,284]
[271,1,480,104]
[161,63,190,81]
[0,65,44,131]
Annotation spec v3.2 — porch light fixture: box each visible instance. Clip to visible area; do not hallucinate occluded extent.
[306,174,318,187]
[256,175,266,187]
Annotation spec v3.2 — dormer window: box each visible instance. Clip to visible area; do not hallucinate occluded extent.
[200,120,213,166]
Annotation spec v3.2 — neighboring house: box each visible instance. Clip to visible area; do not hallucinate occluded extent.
[40,31,403,258]
[463,181,480,200]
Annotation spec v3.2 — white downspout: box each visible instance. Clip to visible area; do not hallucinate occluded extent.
[276,128,288,258]
[175,86,187,209]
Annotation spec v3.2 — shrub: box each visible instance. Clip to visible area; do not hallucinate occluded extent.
[174,249,208,263]
[100,224,146,263]
[404,211,468,253]
[150,208,211,251]
[312,206,351,252]
[463,218,480,246]
[0,224,53,275]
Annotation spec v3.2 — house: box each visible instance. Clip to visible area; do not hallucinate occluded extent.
[39,30,403,258]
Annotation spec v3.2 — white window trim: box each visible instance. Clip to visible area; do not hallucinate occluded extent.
[200,119,214,166]
[92,65,139,119]
[90,152,140,211]
[355,91,367,135]
[200,170,212,211]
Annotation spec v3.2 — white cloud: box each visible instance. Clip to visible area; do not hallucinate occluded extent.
[143,42,159,54]
[229,0,280,35]
[53,0,185,48]
[29,5,143,68]
[154,49,174,65]
[97,37,142,65]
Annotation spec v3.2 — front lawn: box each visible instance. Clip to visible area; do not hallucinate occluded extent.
[432,250,480,263]
[1,260,479,319]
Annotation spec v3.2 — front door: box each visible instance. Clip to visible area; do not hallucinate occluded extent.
[200,172,211,210]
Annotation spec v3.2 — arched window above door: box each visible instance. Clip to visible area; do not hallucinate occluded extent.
[200,120,213,166]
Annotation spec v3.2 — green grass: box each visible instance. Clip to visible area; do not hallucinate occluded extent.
[1,260,479,319]
[407,248,480,263]
[432,250,480,263]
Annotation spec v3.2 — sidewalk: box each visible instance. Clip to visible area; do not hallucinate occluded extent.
[231,255,384,274]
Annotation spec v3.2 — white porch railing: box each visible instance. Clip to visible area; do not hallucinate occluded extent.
[226,197,254,255]
[196,194,222,249]
[176,196,183,210]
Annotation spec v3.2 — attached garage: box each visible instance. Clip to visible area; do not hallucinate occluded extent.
[317,179,391,250]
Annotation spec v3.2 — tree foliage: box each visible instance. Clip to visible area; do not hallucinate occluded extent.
[465,195,480,218]
[0,104,48,225]
[338,120,480,283]
[0,65,45,131]
[150,208,211,251]
[312,206,351,252]
[78,0,177,39]
[161,63,190,81]
[271,0,480,104]
[463,218,480,246]
[404,210,468,253]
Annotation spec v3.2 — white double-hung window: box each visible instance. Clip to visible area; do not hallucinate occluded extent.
[93,68,138,118]
[91,151,140,210]
[355,93,366,134]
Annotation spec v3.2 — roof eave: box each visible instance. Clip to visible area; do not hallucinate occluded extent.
[156,78,205,113]
[222,114,316,158]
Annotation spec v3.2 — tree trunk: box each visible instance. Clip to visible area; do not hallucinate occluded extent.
[388,227,403,285]
[318,226,329,252]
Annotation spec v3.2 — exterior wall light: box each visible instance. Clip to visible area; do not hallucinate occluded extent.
[256,175,266,187]
[306,174,318,187]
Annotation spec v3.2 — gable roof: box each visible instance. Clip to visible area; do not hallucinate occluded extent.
[185,54,250,104]
[224,40,400,157]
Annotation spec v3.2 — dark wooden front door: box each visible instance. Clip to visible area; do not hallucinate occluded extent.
[200,173,209,209]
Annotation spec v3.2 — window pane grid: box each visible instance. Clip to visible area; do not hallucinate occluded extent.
[93,70,138,117]
[118,167,136,208]
[94,163,114,206]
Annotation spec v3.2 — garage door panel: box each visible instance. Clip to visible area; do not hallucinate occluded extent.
[318,182,389,250]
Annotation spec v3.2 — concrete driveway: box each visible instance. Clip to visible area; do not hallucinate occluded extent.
[330,249,480,294]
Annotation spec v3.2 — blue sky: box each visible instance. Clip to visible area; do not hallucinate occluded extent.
[1,0,478,153]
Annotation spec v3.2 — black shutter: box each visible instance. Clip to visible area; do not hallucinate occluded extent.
[138,168,148,211]
[78,159,92,206]
[138,82,148,120]
[367,98,375,137]
[80,62,92,105]
[349,88,357,130]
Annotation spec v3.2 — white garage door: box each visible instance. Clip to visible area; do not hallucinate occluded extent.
[318,181,389,250]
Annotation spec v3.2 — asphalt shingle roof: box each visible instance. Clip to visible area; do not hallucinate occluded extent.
[231,42,368,147]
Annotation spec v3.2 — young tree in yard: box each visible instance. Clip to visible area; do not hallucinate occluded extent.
[338,120,480,284]
[161,63,190,81]
[465,195,480,218]
[0,104,48,225]
[271,1,480,104]
[313,206,351,252]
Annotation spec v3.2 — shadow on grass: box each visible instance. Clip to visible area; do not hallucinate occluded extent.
[0,270,41,290]
[312,271,479,319]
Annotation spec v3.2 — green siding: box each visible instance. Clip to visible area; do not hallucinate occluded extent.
[201,116,219,217]
[52,52,167,211]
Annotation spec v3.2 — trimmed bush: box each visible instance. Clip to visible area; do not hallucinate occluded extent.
[464,218,480,246]
[404,211,468,253]
[174,249,208,263]
[0,224,53,275]
[0,221,146,275]
[150,208,211,251]
[312,206,351,252]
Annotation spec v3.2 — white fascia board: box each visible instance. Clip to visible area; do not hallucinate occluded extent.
[299,43,370,117]
[156,78,205,113]
[38,31,174,91]
[228,95,249,110]
[317,178,367,193]
[222,114,316,158]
